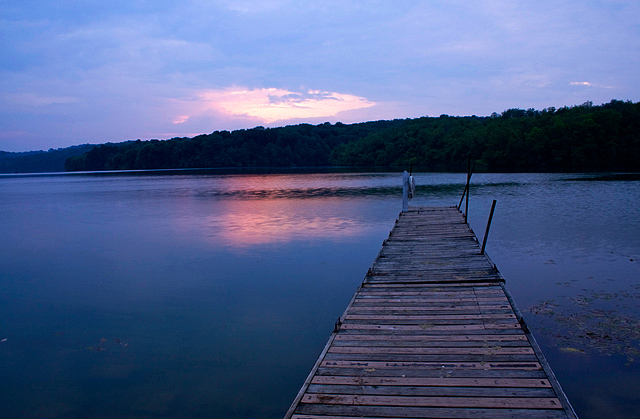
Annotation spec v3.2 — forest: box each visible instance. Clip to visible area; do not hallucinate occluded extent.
[64,119,408,172]
[41,100,640,173]
[0,144,94,174]
[331,100,640,171]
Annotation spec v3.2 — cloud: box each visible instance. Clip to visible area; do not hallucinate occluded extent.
[188,87,375,123]
[213,0,287,14]
[570,81,614,89]
[172,115,190,124]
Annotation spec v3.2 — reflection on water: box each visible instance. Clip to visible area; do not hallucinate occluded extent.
[198,185,404,199]
[207,202,373,247]
[0,171,639,419]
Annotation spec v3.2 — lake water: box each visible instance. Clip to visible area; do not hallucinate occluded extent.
[1,170,638,419]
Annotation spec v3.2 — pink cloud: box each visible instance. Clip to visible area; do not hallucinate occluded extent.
[175,87,375,124]
[172,115,190,124]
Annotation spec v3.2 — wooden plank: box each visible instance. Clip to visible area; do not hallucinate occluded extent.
[293,413,568,419]
[328,342,531,351]
[320,360,542,370]
[314,367,549,379]
[339,323,521,331]
[328,347,534,355]
[351,302,509,308]
[364,278,504,284]
[337,329,526,337]
[294,405,570,419]
[344,319,515,325]
[301,394,562,409]
[306,383,557,397]
[345,314,516,320]
[364,282,496,288]
[344,322,515,328]
[310,376,551,387]
[333,334,528,342]
[323,353,539,363]
[348,305,512,312]
[357,290,505,296]
[353,297,508,303]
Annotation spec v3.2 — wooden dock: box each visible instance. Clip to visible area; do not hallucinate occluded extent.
[285,206,577,419]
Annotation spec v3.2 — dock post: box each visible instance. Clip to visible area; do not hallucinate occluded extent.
[480,199,497,255]
[458,157,475,222]
[402,170,410,212]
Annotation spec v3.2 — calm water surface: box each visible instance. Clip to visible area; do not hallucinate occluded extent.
[0,171,638,419]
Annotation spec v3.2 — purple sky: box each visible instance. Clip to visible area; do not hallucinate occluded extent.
[1,1,639,151]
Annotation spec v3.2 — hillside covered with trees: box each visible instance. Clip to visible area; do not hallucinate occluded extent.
[65,100,640,173]
[331,100,640,171]
[4,100,638,174]
[0,145,94,174]
[64,120,408,172]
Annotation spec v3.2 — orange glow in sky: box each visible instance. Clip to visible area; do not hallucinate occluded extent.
[193,87,375,123]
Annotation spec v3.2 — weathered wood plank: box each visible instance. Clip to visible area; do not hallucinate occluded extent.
[301,394,562,409]
[293,405,569,419]
[320,360,542,370]
[310,376,552,387]
[337,328,526,337]
[357,290,505,296]
[346,314,516,320]
[328,347,535,355]
[332,343,532,352]
[333,333,528,342]
[314,367,549,379]
[363,282,497,288]
[305,383,557,397]
[353,297,508,303]
[339,323,521,331]
[351,301,510,308]
[323,353,539,363]
[292,413,565,419]
[349,305,512,312]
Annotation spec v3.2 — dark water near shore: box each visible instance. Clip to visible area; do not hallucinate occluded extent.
[1,171,638,419]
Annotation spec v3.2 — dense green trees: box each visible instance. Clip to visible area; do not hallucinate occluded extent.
[331,100,640,171]
[63,100,640,172]
[64,120,409,171]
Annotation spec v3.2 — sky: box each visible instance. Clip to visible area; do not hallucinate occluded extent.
[1,1,639,152]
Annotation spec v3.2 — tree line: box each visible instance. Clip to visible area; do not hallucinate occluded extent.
[60,99,639,172]
[0,145,94,174]
[331,100,640,171]
[64,120,408,171]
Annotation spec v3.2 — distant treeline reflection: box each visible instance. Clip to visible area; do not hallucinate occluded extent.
[65,99,640,172]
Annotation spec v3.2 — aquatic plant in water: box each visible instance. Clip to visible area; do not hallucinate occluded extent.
[528,286,640,363]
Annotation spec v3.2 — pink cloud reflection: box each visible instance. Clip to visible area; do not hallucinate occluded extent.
[208,199,368,248]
